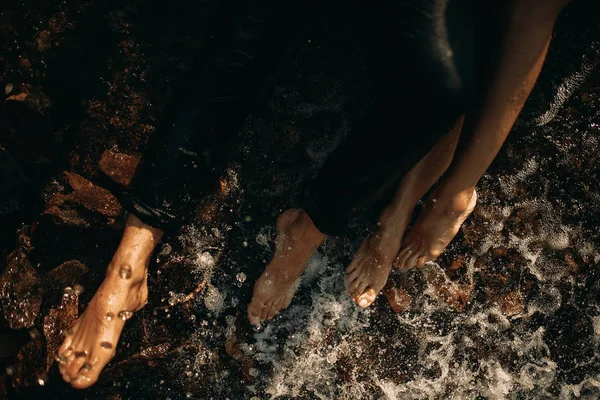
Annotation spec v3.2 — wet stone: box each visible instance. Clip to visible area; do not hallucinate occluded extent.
[43,292,78,370]
[0,248,43,329]
[99,149,141,187]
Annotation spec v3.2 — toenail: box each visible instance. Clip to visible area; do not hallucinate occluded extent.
[358,298,368,307]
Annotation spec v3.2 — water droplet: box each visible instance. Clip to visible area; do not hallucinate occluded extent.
[190,315,196,322]
[81,363,92,371]
[74,351,88,359]
[185,370,193,377]
[248,368,259,377]
[6,366,13,376]
[118,310,133,320]
[186,393,193,399]
[74,284,85,294]
[160,380,165,384]
[55,354,68,364]
[5,83,13,95]
[100,341,113,349]
[236,272,246,283]
[264,280,272,285]
[119,264,132,279]
[63,287,74,295]
[105,312,114,321]
[37,375,47,386]
[244,216,252,222]
[242,241,248,247]
[29,328,40,339]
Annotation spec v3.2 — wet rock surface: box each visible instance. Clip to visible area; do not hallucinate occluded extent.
[0,249,43,330]
[1,0,599,399]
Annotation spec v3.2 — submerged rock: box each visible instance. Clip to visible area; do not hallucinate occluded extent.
[43,292,78,369]
[0,248,43,329]
[43,171,122,228]
[99,149,141,187]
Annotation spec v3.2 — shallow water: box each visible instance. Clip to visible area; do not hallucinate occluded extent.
[1,1,599,399]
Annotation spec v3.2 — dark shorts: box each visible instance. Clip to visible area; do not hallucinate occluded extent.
[126,0,493,235]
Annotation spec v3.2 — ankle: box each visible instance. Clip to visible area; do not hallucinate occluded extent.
[428,187,476,215]
[278,209,326,243]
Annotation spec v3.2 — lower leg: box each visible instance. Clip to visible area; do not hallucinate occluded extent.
[247,209,326,326]
[57,214,162,389]
[345,115,464,307]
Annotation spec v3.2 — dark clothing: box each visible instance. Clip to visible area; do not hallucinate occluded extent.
[126,0,492,235]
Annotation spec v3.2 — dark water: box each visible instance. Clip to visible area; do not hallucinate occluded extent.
[1,1,599,399]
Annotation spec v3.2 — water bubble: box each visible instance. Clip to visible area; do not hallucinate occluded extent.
[81,363,92,371]
[100,341,113,349]
[74,284,85,294]
[37,375,47,386]
[244,216,252,222]
[186,393,193,399]
[185,370,193,377]
[160,380,165,385]
[197,252,215,268]
[119,264,132,279]
[105,312,114,321]
[326,353,337,364]
[6,366,13,376]
[5,83,13,95]
[236,272,247,283]
[264,280,272,285]
[242,241,248,247]
[248,368,259,377]
[29,328,40,339]
[190,315,196,322]
[63,287,74,296]
[118,310,133,321]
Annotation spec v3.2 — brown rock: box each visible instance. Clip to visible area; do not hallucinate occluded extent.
[43,292,79,368]
[383,286,413,313]
[43,171,122,228]
[0,248,43,329]
[99,149,141,187]
[44,260,88,295]
[498,291,525,317]
[101,342,172,382]
[11,334,46,388]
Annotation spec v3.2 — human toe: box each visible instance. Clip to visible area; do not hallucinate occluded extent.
[357,288,378,308]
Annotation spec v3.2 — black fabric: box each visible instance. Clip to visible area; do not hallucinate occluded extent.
[126,0,492,234]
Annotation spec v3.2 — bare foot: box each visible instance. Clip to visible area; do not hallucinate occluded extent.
[56,215,162,389]
[247,209,326,326]
[345,116,465,307]
[344,219,409,308]
[394,188,477,269]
